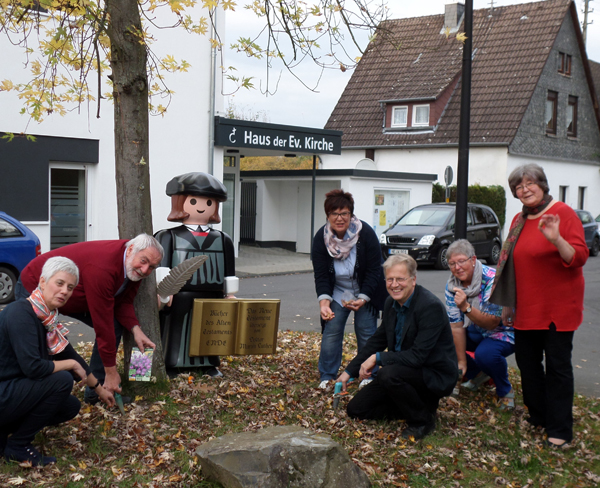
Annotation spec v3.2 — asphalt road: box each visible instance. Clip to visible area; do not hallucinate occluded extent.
[5,256,600,397]
[233,261,600,399]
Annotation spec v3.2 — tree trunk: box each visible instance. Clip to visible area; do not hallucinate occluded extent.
[106,0,167,381]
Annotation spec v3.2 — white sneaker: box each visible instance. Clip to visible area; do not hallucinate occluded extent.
[359,379,373,390]
[318,380,330,389]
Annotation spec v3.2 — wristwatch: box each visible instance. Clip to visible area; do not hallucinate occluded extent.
[465,306,472,314]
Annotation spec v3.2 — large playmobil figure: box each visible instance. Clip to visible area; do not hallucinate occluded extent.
[155,172,235,375]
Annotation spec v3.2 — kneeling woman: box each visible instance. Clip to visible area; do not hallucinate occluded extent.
[444,240,515,408]
[0,257,114,466]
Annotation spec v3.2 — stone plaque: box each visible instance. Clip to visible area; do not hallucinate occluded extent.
[189,299,280,356]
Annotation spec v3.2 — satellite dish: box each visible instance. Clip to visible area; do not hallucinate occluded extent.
[355,158,377,170]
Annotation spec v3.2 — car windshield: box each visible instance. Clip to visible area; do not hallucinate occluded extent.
[396,207,454,226]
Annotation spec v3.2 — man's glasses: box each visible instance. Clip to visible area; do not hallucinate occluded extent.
[386,277,412,285]
[447,258,472,269]
[330,211,351,220]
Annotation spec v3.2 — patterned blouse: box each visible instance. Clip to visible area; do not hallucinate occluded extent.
[445,263,514,344]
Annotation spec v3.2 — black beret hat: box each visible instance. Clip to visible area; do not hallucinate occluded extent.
[165,172,228,202]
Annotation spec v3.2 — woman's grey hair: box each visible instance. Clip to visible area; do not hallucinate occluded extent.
[508,163,549,198]
[383,254,417,278]
[41,256,79,285]
[126,234,164,259]
[447,239,475,261]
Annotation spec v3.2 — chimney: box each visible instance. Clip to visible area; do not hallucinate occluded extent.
[444,3,465,33]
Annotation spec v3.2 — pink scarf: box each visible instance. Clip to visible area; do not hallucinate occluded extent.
[27,287,70,355]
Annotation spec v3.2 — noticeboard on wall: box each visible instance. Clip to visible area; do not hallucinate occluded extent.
[372,189,410,237]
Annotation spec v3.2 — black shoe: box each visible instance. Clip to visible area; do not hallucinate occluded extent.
[5,444,56,466]
[402,418,436,441]
[203,367,224,378]
[542,439,571,450]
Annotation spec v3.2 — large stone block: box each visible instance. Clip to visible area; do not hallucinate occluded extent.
[195,425,371,488]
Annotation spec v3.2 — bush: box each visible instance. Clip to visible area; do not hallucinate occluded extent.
[433,183,506,227]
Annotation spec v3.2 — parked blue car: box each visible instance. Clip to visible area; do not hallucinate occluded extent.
[0,212,41,304]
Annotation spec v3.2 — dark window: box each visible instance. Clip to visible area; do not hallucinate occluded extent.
[567,96,578,137]
[546,91,558,135]
[577,210,592,223]
[484,208,498,224]
[558,52,572,75]
[472,206,487,225]
[0,218,24,238]
[559,185,568,202]
[578,187,586,209]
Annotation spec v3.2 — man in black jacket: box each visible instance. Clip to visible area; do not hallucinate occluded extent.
[336,254,457,440]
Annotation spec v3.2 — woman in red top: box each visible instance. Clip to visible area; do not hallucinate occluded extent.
[491,163,588,448]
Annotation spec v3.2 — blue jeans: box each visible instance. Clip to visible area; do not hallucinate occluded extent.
[318,300,377,381]
[466,326,514,397]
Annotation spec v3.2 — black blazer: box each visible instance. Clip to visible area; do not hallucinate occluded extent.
[346,284,457,397]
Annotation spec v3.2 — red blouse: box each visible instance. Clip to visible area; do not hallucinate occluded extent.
[512,202,588,331]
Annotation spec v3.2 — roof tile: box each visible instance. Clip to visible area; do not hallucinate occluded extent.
[325,0,572,147]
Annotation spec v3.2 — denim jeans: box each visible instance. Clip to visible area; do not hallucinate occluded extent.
[466,325,514,397]
[318,300,377,381]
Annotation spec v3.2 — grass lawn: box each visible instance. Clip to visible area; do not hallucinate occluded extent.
[1,330,599,487]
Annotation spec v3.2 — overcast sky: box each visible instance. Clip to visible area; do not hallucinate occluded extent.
[223,0,600,129]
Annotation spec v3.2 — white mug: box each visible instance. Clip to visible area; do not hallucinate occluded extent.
[224,276,239,295]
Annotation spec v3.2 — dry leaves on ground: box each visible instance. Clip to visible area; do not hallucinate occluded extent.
[1,330,599,487]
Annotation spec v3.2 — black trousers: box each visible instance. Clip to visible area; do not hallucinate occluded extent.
[347,364,440,426]
[514,324,575,442]
[0,371,80,447]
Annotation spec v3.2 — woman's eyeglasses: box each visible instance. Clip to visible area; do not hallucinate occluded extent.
[330,211,351,220]
[515,181,536,194]
[448,258,472,269]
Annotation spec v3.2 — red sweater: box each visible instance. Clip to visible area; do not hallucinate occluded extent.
[20,240,141,367]
[512,202,588,331]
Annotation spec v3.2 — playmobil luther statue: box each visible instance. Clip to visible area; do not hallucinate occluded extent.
[155,172,236,377]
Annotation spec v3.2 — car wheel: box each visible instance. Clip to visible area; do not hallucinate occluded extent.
[591,236,600,257]
[488,242,501,265]
[0,267,16,304]
[435,245,449,270]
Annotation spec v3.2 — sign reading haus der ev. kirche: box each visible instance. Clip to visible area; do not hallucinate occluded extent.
[214,116,342,155]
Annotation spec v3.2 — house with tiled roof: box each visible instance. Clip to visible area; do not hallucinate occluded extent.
[322,0,600,236]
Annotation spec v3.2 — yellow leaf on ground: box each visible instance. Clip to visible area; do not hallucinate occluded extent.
[8,477,26,485]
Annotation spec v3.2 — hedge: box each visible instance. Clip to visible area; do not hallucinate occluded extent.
[432,183,507,228]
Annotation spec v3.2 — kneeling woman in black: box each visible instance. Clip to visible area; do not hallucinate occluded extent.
[0,257,114,466]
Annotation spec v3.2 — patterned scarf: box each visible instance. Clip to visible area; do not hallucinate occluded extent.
[27,287,70,355]
[447,259,483,328]
[324,216,362,260]
[490,194,553,308]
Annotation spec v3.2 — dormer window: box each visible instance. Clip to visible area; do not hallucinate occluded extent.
[384,101,435,131]
[413,105,430,126]
[392,106,408,127]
